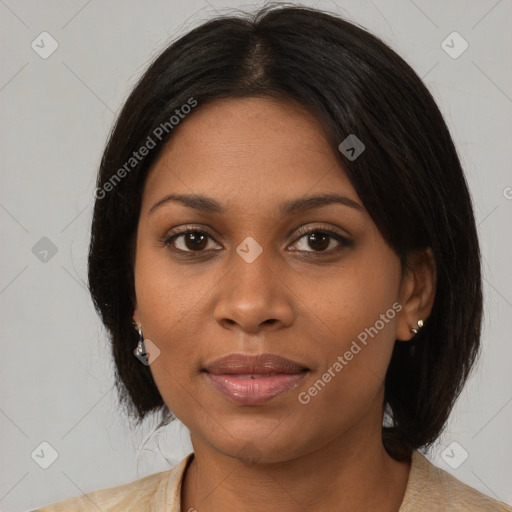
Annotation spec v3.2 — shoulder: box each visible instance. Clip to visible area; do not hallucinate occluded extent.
[400,450,511,511]
[32,453,193,512]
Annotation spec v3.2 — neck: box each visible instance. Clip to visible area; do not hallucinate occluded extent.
[181,404,411,512]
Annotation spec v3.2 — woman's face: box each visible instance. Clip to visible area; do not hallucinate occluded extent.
[133,96,419,463]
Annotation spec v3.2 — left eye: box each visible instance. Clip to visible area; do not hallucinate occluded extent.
[291,229,349,253]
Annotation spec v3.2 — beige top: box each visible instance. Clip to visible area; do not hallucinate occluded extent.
[34,450,511,511]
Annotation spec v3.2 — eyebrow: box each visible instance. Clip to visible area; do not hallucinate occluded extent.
[148,192,363,216]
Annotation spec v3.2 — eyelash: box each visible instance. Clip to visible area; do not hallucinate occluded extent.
[163,224,352,258]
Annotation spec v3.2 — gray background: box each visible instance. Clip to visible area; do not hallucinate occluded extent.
[0,0,511,510]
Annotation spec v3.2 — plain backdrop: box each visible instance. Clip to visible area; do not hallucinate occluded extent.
[0,0,511,510]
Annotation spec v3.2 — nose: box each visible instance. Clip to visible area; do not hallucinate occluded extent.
[213,247,295,335]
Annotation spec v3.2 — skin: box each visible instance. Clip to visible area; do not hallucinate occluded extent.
[132,96,436,512]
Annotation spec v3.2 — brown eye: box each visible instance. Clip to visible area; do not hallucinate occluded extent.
[305,232,330,251]
[291,228,351,254]
[165,230,219,253]
[182,232,208,251]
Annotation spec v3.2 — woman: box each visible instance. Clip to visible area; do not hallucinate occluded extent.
[35,4,511,511]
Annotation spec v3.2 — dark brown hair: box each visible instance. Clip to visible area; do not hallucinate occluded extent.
[88,4,482,461]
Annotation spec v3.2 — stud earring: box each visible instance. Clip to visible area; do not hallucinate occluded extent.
[410,319,424,335]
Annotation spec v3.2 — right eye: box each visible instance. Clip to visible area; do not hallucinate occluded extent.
[164,228,222,254]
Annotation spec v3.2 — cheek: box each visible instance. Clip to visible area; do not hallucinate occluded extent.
[133,245,221,415]
[311,246,401,349]
[302,247,401,407]
[134,242,211,342]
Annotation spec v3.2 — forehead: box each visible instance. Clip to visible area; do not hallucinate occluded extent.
[142,96,358,213]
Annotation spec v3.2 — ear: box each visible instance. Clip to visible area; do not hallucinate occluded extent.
[396,247,436,341]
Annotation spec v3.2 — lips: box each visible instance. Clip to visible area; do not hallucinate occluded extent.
[204,353,309,375]
[203,353,309,405]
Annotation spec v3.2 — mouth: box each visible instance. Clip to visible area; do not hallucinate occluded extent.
[202,353,310,405]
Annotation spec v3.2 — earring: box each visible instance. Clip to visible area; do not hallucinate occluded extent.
[133,322,145,356]
[410,319,424,335]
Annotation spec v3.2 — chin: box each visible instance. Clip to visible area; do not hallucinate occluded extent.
[202,425,313,465]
